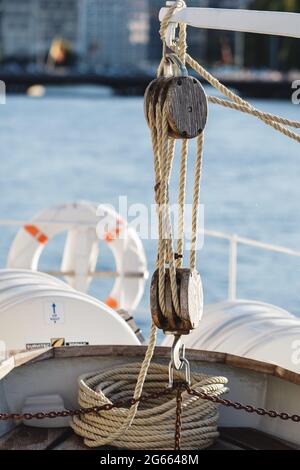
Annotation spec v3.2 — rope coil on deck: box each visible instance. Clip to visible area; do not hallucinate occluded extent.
[71,362,228,450]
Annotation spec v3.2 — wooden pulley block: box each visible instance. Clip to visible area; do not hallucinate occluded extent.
[144,77,162,126]
[144,76,171,126]
[164,76,208,139]
[144,54,207,138]
[144,74,208,139]
[150,268,203,335]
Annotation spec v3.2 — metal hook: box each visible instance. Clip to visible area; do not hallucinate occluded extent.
[168,335,191,388]
[161,53,188,78]
[171,335,183,370]
[167,53,188,77]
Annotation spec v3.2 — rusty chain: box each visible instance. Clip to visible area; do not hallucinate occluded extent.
[1,381,300,451]
[185,385,300,423]
[174,386,183,451]
[0,386,174,422]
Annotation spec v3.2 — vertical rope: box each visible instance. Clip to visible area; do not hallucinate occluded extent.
[176,20,188,270]
[190,133,204,270]
[157,104,180,316]
[159,1,187,44]
[165,138,181,315]
[156,100,167,314]
[178,22,187,64]
[176,140,188,268]
[148,105,161,202]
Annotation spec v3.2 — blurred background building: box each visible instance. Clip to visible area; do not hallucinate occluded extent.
[0,0,299,72]
[0,0,82,67]
[0,0,150,71]
[83,0,149,71]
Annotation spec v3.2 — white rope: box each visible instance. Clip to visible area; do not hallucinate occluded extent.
[71,362,228,450]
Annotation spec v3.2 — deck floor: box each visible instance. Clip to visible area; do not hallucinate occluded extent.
[0,425,297,451]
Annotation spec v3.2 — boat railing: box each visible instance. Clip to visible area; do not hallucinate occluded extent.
[202,229,300,301]
[1,219,300,301]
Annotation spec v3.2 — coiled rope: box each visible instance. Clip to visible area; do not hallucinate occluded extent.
[71,363,228,450]
[72,323,158,447]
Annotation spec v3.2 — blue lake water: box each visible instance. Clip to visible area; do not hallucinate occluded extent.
[1,87,300,336]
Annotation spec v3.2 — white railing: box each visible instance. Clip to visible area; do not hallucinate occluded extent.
[1,219,300,301]
[201,229,300,301]
[160,4,300,47]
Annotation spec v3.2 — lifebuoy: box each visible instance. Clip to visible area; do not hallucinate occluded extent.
[7,201,147,312]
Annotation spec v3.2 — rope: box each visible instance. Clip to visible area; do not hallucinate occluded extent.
[176,140,188,268]
[190,133,204,270]
[159,1,187,45]
[71,362,228,450]
[186,53,300,144]
[72,322,158,447]
[208,96,300,129]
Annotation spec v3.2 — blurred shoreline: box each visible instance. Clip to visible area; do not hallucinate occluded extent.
[1,68,299,98]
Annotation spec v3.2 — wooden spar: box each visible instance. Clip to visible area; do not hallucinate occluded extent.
[159,7,300,40]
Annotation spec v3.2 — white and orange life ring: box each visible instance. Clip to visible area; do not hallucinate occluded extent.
[7,201,147,312]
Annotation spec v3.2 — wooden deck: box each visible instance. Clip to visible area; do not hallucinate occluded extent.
[0,425,296,450]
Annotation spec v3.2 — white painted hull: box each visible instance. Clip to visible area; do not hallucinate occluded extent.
[0,346,299,449]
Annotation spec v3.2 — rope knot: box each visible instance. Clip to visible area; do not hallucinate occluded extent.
[159,0,187,44]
